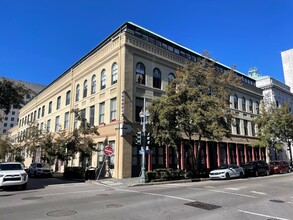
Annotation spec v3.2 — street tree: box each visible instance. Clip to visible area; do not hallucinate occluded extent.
[0,77,33,116]
[0,134,12,161]
[149,55,240,175]
[64,109,100,168]
[254,103,293,164]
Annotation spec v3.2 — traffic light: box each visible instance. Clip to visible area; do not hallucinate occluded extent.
[146,132,151,145]
[135,131,142,145]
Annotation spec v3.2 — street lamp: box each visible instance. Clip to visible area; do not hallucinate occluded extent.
[139,99,149,183]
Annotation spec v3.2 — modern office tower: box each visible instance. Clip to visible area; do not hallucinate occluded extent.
[282,49,293,92]
[9,22,264,178]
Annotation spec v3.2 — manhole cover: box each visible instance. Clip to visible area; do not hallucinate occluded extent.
[47,209,77,217]
[185,201,221,210]
[269,199,285,203]
[22,197,43,200]
[106,204,123,208]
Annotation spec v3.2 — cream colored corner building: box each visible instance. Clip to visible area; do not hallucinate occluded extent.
[9,22,264,179]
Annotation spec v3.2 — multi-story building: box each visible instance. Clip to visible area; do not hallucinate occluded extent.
[9,22,264,179]
[282,48,293,92]
[249,68,293,161]
[0,78,45,135]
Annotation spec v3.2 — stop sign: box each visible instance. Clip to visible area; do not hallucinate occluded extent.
[103,146,113,156]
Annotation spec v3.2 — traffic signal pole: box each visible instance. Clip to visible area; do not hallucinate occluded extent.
[139,98,148,184]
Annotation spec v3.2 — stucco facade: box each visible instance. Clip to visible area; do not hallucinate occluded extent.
[9,22,264,178]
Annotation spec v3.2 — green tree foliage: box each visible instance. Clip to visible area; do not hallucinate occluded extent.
[254,103,293,163]
[0,135,12,161]
[0,78,33,115]
[148,55,240,174]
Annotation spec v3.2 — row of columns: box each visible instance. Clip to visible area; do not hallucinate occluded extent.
[161,142,264,170]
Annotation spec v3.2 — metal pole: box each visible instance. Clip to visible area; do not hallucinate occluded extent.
[139,98,147,183]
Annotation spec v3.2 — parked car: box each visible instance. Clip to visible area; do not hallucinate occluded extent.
[28,162,53,177]
[0,162,28,190]
[243,160,269,177]
[209,164,245,180]
[269,160,291,174]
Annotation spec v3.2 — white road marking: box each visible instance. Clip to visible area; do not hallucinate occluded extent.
[225,187,240,191]
[250,191,268,195]
[117,188,194,202]
[210,189,258,198]
[238,209,289,220]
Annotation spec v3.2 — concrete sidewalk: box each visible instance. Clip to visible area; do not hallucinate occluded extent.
[94,177,206,187]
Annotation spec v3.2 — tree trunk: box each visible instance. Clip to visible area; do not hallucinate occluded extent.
[194,135,202,176]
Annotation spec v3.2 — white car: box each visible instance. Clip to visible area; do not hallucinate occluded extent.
[29,162,53,177]
[209,164,245,180]
[0,162,28,190]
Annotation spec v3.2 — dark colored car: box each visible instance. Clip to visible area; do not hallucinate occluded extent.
[243,160,269,177]
[269,160,291,174]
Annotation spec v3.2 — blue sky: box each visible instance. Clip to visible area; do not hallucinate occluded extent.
[1,0,292,85]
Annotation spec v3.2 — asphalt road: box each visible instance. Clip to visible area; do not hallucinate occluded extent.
[0,173,293,220]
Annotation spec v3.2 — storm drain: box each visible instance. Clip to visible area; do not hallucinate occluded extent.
[269,199,285,203]
[22,197,43,200]
[185,201,221,210]
[106,204,123,208]
[47,209,77,217]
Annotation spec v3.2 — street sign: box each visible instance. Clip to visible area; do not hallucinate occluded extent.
[103,146,113,156]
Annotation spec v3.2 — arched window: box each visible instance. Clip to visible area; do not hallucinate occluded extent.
[249,99,253,112]
[168,73,175,83]
[66,90,71,105]
[136,62,145,85]
[242,97,246,111]
[111,63,118,85]
[75,84,80,102]
[153,68,161,89]
[91,75,96,94]
[83,80,88,98]
[234,95,238,109]
[56,96,61,110]
[101,69,106,90]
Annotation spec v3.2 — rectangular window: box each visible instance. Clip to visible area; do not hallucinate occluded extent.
[244,120,248,136]
[90,105,95,126]
[99,102,105,124]
[40,122,44,131]
[37,108,41,119]
[55,116,60,131]
[251,122,255,136]
[47,119,51,132]
[110,98,117,122]
[81,108,86,121]
[57,97,61,110]
[42,106,45,117]
[48,102,52,114]
[12,111,15,115]
[64,112,69,129]
[135,97,144,122]
[236,118,241,135]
